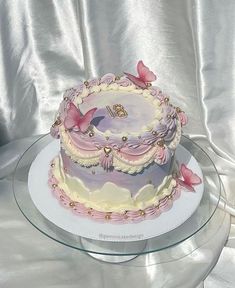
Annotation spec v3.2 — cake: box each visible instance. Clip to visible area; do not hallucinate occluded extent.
[48,61,197,224]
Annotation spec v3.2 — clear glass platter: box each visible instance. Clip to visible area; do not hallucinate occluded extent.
[13,134,221,258]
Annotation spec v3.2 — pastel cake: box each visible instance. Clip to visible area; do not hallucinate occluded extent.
[49,61,188,223]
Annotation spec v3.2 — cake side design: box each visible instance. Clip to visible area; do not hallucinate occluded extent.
[48,160,201,224]
[50,156,177,212]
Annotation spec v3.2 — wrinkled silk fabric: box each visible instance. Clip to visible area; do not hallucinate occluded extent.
[0,0,235,287]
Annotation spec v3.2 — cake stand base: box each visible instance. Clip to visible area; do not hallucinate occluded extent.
[80,237,147,263]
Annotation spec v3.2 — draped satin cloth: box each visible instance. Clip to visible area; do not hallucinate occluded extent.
[0,0,235,287]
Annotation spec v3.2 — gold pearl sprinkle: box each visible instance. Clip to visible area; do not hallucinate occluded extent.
[157,139,165,147]
[164,97,169,102]
[84,80,89,87]
[64,97,69,101]
[139,210,145,216]
[176,107,181,113]
[168,195,173,200]
[50,163,55,167]
[147,83,152,87]
[88,208,93,215]
[105,213,112,220]
[122,136,127,142]
[52,184,57,188]
[167,114,171,119]
[89,132,94,137]
[124,212,128,219]
[152,131,157,136]
[69,201,75,207]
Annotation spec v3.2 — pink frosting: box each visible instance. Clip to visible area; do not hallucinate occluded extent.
[154,147,171,165]
[178,111,188,126]
[48,160,184,224]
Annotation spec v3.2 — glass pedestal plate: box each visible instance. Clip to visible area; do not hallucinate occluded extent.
[13,134,228,286]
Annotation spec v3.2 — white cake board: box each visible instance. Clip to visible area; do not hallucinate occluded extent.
[28,140,204,242]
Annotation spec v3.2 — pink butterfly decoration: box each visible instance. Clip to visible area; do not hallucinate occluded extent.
[124,60,157,89]
[177,164,202,192]
[64,102,97,133]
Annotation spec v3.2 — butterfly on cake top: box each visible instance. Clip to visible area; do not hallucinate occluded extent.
[49,61,201,223]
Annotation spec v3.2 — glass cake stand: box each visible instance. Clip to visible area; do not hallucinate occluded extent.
[13,134,221,264]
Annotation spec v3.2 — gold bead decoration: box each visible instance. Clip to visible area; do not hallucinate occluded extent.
[69,201,75,207]
[52,184,57,188]
[164,97,169,102]
[84,80,89,87]
[146,83,152,87]
[139,210,145,216]
[167,114,171,119]
[115,75,120,80]
[122,136,127,142]
[64,97,69,101]
[176,107,181,113]
[105,213,112,220]
[168,194,173,200]
[157,139,165,147]
[88,208,93,215]
[50,163,55,167]
[152,130,157,135]
[89,131,94,137]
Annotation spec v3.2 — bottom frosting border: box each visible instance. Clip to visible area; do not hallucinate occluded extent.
[48,167,184,224]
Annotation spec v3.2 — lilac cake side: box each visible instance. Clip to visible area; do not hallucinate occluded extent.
[49,63,188,222]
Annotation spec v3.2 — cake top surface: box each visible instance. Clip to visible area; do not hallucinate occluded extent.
[80,89,159,134]
[50,61,187,174]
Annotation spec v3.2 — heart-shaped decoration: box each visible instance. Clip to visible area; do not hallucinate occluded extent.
[104,146,112,154]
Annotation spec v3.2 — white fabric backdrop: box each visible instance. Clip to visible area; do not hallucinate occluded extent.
[0,0,234,287]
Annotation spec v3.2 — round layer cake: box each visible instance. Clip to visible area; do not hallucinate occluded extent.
[49,64,187,222]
